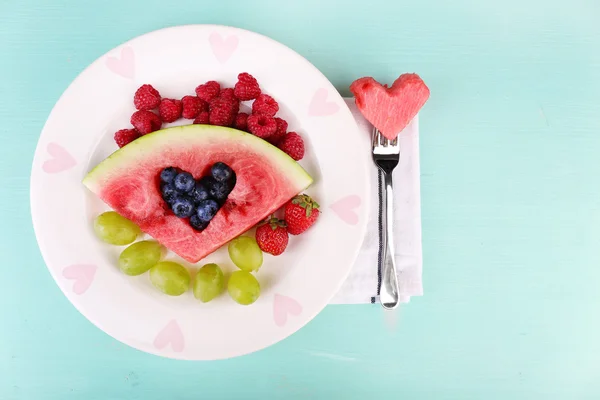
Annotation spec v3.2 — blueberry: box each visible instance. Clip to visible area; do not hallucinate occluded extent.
[209,179,235,201]
[174,172,195,193]
[190,214,209,231]
[171,196,195,218]
[161,183,178,204]
[190,181,210,204]
[199,176,216,190]
[160,167,178,184]
[196,199,219,222]
[211,162,233,182]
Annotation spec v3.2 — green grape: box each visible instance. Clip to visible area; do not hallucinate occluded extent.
[227,271,260,305]
[228,236,263,272]
[193,263,225,303]
[94,211,141,245]
[149,261,190,296]
[118,240,162,276]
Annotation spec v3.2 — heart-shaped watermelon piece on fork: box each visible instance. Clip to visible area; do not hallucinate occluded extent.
[349,73,430,141]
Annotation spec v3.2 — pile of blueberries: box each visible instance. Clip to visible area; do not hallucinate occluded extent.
[159,162,236,231]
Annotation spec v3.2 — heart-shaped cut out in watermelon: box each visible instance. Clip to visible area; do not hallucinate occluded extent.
[350,73,429,141]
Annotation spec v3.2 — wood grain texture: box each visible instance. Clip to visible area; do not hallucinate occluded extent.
[1,0,600,398]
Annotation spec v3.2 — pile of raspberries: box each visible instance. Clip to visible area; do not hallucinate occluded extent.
[113,72,304,161]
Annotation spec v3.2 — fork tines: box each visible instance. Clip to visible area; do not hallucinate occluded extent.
[372,129,400,156]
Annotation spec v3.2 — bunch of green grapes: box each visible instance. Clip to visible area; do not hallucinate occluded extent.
[94,212,267,305]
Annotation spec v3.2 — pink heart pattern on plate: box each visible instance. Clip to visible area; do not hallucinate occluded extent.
[42,143,76,174]
[273,294,302,327]
[209,32,239,64]
[330,195,361,225]
[62,264,97,295]
[106,46,135,79]
[308,88,340,116]
[154,319,184,352]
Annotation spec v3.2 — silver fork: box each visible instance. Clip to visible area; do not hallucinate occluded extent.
[372,127,400,310]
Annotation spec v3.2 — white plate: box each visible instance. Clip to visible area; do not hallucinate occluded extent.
[30,25,369,360]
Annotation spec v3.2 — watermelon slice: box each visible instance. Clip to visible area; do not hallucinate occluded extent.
[349,73,430,141]
[83,125,313,263]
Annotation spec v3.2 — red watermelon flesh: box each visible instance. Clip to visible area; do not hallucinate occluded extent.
[83,125,313,263]
[349,73,430,140]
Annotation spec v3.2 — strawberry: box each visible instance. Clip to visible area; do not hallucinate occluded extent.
[255,217,288,255]
[284,194,320,235]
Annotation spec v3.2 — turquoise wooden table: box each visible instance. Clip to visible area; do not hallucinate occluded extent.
[2,0,599,398]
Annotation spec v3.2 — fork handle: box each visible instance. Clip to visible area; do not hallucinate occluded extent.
[380,171,400,309]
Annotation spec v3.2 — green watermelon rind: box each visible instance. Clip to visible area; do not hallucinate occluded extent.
[83,124,313,192]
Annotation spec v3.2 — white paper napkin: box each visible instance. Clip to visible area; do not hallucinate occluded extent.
[330,99,423,304]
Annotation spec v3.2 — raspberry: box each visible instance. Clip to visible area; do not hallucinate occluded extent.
[181,96,206,119]
[195,81,220,102]
[133,84,161,110]
[207,90,239,127]
[247,114,277,139]
[158,98,182,123]
[234,113,249,130]
[219,88,237,101]
[114,128,140,148]
[209,104,236,126]
[278,132,304,161]
[210,93,238,121]
[194,111,210,124]
[234,72,261,101]
[268,117,288,144]
[252,94,279,117]
[210,95,238,112]
[131,110,162,134]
